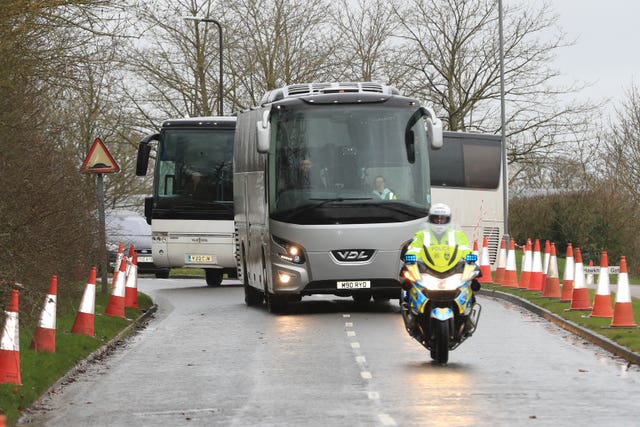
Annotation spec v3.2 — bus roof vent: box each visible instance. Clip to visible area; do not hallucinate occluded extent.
[261,82,399,103]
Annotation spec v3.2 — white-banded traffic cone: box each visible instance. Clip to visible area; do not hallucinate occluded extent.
[105,258,127,318]
[494,236,507,286]
[570,248,592,310]
[125,244,135,277]
[528,239,544,292]
[472,240,479,260]
[478,236,493,283]
[30,275,57,352]
[540,240,551,293]
[518,238,532,289]
[0,288,21,385]
[610,257,638,327]
[590,251,613,318]
[560,243,575,302]
[125,252,139,308]
[503,239,518,288]
[111,241,124,289]
[543,243,562,299]
[71,267,97,336]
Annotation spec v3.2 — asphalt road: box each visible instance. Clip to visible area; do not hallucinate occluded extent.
[18,278,640,427]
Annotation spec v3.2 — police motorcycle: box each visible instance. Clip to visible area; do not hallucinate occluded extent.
[400,239,482,364]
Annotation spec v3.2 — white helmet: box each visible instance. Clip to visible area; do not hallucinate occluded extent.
[428,203,451,234]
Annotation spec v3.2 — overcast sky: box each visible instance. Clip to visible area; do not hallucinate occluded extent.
[545,0,639,112]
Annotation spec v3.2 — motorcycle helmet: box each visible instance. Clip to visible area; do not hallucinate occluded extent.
[428,203,451,235]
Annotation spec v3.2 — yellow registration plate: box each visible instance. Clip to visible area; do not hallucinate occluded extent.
[186,254,214,263]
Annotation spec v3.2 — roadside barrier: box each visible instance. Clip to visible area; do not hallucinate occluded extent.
[71,267,97,337]
[29,275,57,352]
[560,243,575,302]
[528,239,544,291]
[125,251,139,309]
[543,243,562,298]
[494,236,506,285]
[503,238,518,288]
[478,236,493,283]
[611,257,638,327]
[0,289,21,385]
[105,258,127,318]
[570,248,592,311]
[590,252,613,318]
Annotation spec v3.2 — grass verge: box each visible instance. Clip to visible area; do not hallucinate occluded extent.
[0,290,153,426]
[482,283,640,354]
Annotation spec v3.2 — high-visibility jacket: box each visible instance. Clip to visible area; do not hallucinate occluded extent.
[405,227,471,265]
[373,188,397,200]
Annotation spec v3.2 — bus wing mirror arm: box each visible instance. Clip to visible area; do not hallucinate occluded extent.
[257,110,271,153]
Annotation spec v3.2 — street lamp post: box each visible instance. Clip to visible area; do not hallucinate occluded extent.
[184,16,224,116]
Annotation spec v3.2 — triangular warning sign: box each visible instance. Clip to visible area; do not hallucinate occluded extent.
[80,138,120,174]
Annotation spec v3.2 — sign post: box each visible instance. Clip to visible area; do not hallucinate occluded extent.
[80,138,120,294]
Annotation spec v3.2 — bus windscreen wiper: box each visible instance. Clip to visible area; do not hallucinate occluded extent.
[283,197,373,220]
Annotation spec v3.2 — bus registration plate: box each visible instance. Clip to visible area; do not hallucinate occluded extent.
[186,254,215,263]
[337,280,371,289]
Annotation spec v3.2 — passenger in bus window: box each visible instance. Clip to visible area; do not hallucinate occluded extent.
[372,176,397,200]
[298,158,327,189]
[184,171,212,200]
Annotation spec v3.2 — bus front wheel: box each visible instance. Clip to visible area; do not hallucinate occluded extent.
[205,268,223,287]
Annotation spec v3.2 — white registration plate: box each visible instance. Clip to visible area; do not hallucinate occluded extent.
[137,256,153,263]
[186,254,214,263]
[337,280,371,289]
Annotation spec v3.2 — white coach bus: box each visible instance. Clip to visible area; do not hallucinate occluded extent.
[234,82,443,312]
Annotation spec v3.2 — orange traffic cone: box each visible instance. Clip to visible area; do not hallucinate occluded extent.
[570,248,592,310]
[0,289,21,385]
[590,252,613,318]
[30,275,57,352]
[610,257,638,327]
[478,236,493,283]
[71,267,97,337]
[543,243,562,298]
[560,243,575,302]
[503,239,518,288]
[528,239,544,291]
[111,242,124,289]
[518,239,532,289]
[125,244,135,276]
[472,240,479,260]
[125,252,139,308]
[105,258,127,318]
[540,240,551,293]
[494,236,507,285]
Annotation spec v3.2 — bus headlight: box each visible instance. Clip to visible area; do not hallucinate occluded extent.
[273,235,306,264]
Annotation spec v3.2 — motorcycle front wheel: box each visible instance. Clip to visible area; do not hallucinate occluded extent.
[430,319,450,365]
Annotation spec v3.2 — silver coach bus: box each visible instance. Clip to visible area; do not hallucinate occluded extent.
[234,82,443,312]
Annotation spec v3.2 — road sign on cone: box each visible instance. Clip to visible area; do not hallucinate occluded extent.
[71,267,97,336]
[125,252,139,308]
[570,248,592,311]
[478,236,493,283]
[590,252,613,318]
[105,258,127,318]
[610,257,638,327]
[494,236,507,285]
[30,275,57,352]
[528,239,544,291]
[0,289,21,385]
[560,243,575,302]
[503,239,518,288]
[543,243,562,299]
[518,239,532,289]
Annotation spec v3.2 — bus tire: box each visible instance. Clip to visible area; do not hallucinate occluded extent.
[243,257,263,306]
[266,291,288,313]
[205,268,223,287]
[352,292,372,304]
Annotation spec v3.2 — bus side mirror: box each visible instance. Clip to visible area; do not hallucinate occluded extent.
[257,110,270,153]
[424,107,443,149]
[136,132,160,176]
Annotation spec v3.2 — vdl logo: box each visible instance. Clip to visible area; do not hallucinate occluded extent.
[332,249,375,262]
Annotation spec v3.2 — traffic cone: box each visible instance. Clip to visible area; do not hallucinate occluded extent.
[570,248,592,310]
[541,240,551,293]
[472,240,479,260]
[105,258,127,318]
[610,257,637,327]
[494,236,507,285]
[503,239,518,288]
[111,241,124,289]
[71,267,97,336]
[125,252,139,308]
[590,252,613,318]
[478,236,493,283]
[125,244,135,276]
[30,275,57,352]
[0,289,21,385]
[518,239,532,289]
[543,243,562,298]
[528,239,544,291]
[560,243,575,302]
